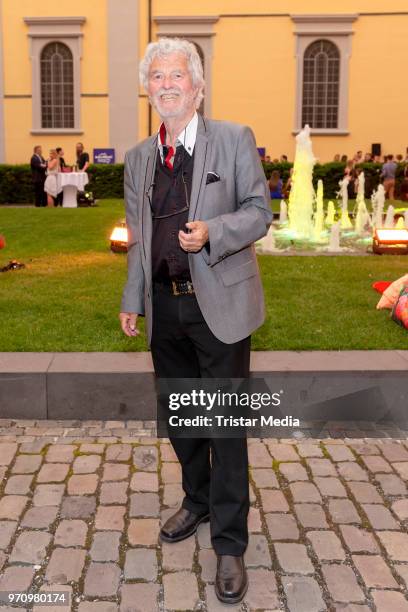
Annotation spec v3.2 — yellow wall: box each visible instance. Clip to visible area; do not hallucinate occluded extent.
[2,0,408,162]
[148,1,408,160]
[2,0,108,163]
[211,15,295,158]
[348,14,408,160]
[153,0,408,15]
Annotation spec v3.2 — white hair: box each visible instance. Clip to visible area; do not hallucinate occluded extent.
[139,37,205,109]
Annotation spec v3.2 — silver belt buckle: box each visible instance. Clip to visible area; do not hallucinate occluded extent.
[171,280,194,295]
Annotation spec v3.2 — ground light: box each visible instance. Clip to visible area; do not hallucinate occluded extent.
[372,228,408,255]
[110,220,128,253]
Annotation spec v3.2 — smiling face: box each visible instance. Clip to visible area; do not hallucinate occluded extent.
[147,52,198,120]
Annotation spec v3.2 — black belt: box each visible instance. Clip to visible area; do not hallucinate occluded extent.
[153,278,195,296]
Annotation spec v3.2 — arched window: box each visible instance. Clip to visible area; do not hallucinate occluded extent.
[40,42,74,128]
[302,39,340,129]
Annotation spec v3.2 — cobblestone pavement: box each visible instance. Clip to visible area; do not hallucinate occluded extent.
[0,420,408,611]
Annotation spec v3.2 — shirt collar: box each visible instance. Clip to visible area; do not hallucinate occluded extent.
[157,112,198,162]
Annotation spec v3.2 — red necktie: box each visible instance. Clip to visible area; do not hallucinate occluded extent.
[159,123,174,170]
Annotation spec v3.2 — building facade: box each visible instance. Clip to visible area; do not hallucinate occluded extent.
[0,0,407,164]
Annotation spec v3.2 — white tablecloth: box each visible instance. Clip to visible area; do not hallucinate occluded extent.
[57,172,89,192]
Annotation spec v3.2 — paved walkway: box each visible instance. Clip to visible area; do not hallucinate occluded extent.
[0,420,408,611]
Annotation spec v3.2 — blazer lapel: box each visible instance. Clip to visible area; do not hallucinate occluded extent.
[141,135,158,276]
[140,115,210,271]
[188,114,211,222]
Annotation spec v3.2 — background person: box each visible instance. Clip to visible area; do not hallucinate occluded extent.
[55,148,66,206]
[381,154,397,200]
[268,170,283,199]
[283,167,293,198]
[353,150,363,163]
[76,143,90,172]
[400,164,408,202]
[44,149,60,207]
[30,145,47,207]
[344,160,356,199]
[56,147,66,169]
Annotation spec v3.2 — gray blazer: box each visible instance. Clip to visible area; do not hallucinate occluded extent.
[121,113,273,345]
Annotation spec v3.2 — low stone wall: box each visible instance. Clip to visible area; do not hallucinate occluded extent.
[1,352,407,428]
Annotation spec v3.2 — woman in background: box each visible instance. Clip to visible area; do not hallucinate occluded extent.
[283,167,294,199]
[344,160,356,199]
[268,170,283,199]
[44,149,60,207]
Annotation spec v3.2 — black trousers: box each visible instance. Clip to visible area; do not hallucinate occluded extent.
[34,181,47,207]
[150,283,250,556]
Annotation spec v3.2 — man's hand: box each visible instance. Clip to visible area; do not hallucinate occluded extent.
[119,312,140,337]
[179,221,209,253]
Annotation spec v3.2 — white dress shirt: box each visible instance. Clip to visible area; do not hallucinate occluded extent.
[157,111,198,165]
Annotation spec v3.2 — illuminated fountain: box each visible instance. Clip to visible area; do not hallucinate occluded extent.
[328,222,342,252]
[287,125,316,239]
[338,177,353,229]
[313,180,325,242]
[371,184,385,229]
[259,226,277,253]
[258,124,407,254]
[384,205,395,228]
[354,172,371,235]
[279,200,288,224]
[325,201,336,226]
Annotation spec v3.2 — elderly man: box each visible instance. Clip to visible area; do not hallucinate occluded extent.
[119,37,272,604]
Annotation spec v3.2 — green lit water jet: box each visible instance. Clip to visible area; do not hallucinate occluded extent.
[287,125,316,239]
[257,125,406,255]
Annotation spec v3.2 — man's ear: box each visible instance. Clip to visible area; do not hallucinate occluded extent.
[193,87,200,104]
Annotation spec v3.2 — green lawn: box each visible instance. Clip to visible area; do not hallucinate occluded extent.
[0,199,406,351]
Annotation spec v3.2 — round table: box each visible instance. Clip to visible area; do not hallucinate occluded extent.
[57,172,89,208]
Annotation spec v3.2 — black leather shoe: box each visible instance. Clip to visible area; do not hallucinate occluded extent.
[160,507,209,543]
[215,554,248,604]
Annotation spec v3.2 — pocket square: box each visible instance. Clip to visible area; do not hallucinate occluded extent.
[206,171,220,185]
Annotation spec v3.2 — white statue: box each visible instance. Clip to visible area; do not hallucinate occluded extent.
[279,199,288,224]
[338,176,352,229]
[328,221,341,252]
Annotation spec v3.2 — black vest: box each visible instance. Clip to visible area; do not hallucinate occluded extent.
[151,146,195,281]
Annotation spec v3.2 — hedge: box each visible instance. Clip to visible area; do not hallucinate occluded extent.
[263,162,407,200]
[0,164,125,204]
[0,162,406,204]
